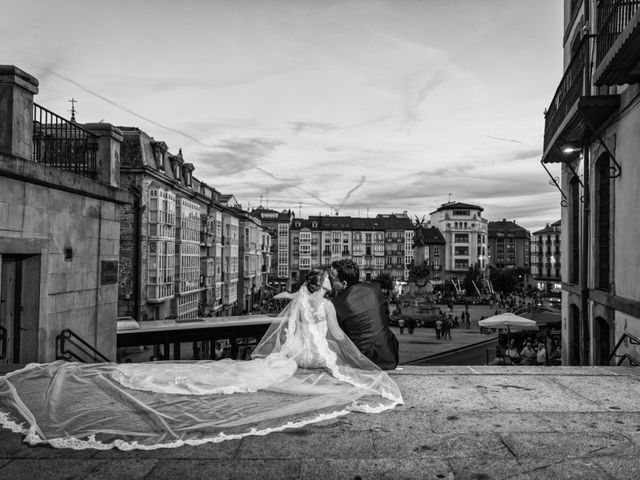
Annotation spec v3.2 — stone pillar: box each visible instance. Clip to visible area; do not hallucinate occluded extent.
[0,65,39,160]
[83,123,123,188]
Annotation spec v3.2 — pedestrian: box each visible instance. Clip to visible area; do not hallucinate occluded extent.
[520,342,537,366]
[443,318,452,340]
[398,318,405,334]
[435,318,443,340]
[536,342,547,366]
[407,318,415,335]
[465,311,471,329]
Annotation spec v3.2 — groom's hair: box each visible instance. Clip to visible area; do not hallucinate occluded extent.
[331,259,359,287]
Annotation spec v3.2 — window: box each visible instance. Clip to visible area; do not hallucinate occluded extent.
[596,154,611,290]
[455,259,469,269]
[299,256,311,269]
[570,175,580,283]
[453,210,470,216]
[300,232,311,243]
[454,233,469,243]
[454,246,469,256]
[300,244,311,255]
[433,247,439,256]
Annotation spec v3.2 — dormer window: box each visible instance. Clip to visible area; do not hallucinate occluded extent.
[151,141,168,171]
[312,222,318,228]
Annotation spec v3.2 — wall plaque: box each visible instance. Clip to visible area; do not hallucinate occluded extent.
[100,260,119,284]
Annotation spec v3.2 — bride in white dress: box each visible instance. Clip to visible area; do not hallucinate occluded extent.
[0,269,402,450]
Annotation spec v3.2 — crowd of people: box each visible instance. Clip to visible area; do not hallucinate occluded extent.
[493,334,561,366]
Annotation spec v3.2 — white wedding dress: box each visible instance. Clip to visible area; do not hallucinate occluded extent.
[0,287,402,450]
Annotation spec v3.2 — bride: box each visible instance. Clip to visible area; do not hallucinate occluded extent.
[0,269,402,450]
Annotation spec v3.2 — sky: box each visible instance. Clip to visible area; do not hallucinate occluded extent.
[2,0,564,232]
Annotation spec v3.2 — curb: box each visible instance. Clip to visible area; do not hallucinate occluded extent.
[401,335,498,366]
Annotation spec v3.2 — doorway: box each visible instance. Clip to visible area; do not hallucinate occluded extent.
[0,254,41,364]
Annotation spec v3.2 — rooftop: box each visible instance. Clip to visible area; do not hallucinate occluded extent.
[1,364,639,479]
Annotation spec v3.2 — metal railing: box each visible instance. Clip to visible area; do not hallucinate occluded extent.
[0,325,6,360]
[543,39,587,151]
[606,331,640,366]
[56,328,111,363]
[596,0,640,68]
[32,102,98,179]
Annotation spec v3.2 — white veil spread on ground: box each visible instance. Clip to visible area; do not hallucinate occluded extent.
[0,286,402,450]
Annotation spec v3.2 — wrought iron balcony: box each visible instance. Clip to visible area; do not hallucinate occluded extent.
[594,0,640,85]
[32,103,98,179]
[542,39,620,164]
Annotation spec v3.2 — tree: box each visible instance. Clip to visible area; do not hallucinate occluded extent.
[489,266,528,294]
[373,272,394,293]
[462,264,483,296]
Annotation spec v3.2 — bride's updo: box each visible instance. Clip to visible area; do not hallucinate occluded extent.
[305,269,327,294]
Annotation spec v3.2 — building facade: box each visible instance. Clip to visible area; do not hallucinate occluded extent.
[0,65,131,362]
[289,214,414,284]
[413,226,447,284]
[428,202,488,281]
[530,221,561,292]
[487,220,531,271]
[542,0,640,365]
[252,206,293,292]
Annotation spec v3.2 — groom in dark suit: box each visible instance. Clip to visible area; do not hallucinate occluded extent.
[330,259,399,370]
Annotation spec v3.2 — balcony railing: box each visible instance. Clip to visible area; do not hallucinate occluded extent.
[32,103,98,179]
[595,0,640,85]
[542,38,620,163]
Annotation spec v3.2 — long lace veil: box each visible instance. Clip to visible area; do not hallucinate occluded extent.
[0,286,402,450]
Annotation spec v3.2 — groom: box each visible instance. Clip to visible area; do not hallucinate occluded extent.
[330,259,399,370]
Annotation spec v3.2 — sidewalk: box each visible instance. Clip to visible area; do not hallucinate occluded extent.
[2,364,640,479]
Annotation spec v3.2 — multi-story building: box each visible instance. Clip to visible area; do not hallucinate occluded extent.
[231,207,265,313]
[289,214,414,283]
[541,0,640,365]
[218,197,241,315]
[429,202,488,281]
[252,206,294,291]
[487,219,531,271]
[413,226,447,284]
[530,221,561,293]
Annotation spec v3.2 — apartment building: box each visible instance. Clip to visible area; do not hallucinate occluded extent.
[487,220,531,271]
[530,221,561,293]
[252,206,294,291]
[413,226,447,284]
[541,0,640,364]
[428,202,489,281]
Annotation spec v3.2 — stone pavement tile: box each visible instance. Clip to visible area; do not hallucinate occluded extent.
[301,458,453,480]
[395,366,478,375]
[549,375,640,410]
[0,428,27,457]
[341,407,434,434]
[501,432,636,460]
[396,374,501,412]
[236,428,375,460]
[471,375,602,412]
[592,456,640,480]
[538,412,640,437]
[91,438,241,459]
[13,443,98,459]
[429,411,551,434]
[474,366,612,376]
[0,459,10,469]
[146,459,302,480]
[447,456,524,480]
[520,458,615,480]
[371,431,511,461]
[0,458,158,480]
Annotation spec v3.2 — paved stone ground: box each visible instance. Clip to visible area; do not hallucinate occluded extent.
[2,364,640,479]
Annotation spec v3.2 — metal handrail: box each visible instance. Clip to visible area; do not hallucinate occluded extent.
[0,325,6,360]
[56,328,110,363]
[606,331,640,366]
[596,0,640,68]
[32,103,98,179]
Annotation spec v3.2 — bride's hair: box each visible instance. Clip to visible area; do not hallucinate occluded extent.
[305,269,327,294]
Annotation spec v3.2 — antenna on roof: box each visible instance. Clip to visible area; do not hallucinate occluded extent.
[68,98,78,122]
[448,192,452,203]
[299,202,302,218]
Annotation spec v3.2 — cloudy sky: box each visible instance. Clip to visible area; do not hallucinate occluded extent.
[2,0,564,231]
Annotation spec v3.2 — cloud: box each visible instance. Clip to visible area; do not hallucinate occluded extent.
[290,121,339,135]
[486,135,523,144]
[194,137,284,176]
